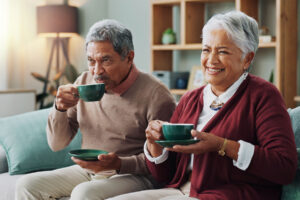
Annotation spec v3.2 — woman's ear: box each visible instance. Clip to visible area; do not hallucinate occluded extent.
[243,52,254,70]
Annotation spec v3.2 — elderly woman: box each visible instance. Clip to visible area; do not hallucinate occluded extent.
[108,11,298,200]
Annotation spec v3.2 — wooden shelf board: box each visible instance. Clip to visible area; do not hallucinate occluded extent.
[152,0,233,4]
[170,89,188,95]
[185,0,234,2]
[258,41,276,48]
[151,0,181,5]
[152,43,202,50]
[153,42,275,50]
[294,96,300,102]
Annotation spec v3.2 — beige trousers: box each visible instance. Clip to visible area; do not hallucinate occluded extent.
[15,165,154,200]
[107,180,199,200]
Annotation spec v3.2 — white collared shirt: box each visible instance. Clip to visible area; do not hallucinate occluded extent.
[145,72,254,170]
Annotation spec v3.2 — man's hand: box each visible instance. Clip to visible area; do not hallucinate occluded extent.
[55,84,79,111]
[71,152,121,174]
[145,120,166,157]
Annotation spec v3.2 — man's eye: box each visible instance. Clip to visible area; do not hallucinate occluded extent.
[202,49,209,53]
[102,58,112,66]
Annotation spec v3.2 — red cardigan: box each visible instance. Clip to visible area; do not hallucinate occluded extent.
[146,74,297,200]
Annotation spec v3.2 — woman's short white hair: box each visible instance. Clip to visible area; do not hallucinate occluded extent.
[85,19,134,60]
[202,11,259,58]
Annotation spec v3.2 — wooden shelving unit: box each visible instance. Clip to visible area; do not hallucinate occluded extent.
[150,0,297,107]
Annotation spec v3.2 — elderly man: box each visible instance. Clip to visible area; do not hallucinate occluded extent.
[15,19,176,200]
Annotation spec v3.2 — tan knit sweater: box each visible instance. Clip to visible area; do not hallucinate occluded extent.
[47,70,176,175]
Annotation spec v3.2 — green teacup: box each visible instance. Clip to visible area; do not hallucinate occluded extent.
[77,83,105,102]
[162,123,194,140]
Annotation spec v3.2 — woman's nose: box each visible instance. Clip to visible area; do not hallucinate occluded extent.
[207,52,219,64]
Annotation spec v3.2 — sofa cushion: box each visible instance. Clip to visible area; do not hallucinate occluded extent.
[287,107,300,148]
[281,148,300,200]
[0,108,82,175]
[0,145,8,173]
[0,172,23,200]
[281,107,300,200]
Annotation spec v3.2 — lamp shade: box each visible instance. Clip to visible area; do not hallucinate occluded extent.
[37,5,78,34]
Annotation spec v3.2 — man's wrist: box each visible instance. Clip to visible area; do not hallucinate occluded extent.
[54,101,67,112]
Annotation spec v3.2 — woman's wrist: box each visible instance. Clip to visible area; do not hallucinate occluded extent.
[223,139,240,161]
[147,140,164,157]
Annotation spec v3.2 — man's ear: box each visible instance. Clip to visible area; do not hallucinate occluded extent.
[127,51,134,64]
[243,52,254,71]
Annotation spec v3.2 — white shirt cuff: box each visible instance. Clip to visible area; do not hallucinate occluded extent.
[144,141,169,164]
[233,140,255,171]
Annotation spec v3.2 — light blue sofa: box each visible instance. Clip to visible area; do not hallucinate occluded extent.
[0,108,81,200]
[0,107,299,200]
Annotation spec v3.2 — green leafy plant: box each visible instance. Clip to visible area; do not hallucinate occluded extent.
[162,28,176,45]
[31,63,79,109]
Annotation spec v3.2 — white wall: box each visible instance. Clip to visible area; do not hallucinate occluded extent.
[71,0,151,73]
[107,0,151,73]
[69,0,108,73]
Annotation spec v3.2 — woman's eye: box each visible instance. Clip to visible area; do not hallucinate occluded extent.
[219,51,228,54]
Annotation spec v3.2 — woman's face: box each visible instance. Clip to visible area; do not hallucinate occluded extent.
[201,29,252,95]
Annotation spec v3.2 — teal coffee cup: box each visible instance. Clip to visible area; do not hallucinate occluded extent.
[162,123,194,140]
[77,83,105,102]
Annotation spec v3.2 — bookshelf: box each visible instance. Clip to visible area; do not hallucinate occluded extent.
[150,0,297,107]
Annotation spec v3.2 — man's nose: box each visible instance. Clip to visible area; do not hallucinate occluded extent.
[94,62,104,75]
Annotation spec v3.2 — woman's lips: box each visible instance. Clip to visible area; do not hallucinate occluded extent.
[205,67,225,74]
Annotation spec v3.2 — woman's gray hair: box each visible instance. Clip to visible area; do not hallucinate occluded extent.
[202,11,259,63]
[85,19,134,60]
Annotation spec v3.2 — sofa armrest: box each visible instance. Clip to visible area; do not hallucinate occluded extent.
[0,145,8,173]
[281,148,300,200]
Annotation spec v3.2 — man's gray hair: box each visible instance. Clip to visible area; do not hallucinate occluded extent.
[85,19,134,60]
[203,11,259,59]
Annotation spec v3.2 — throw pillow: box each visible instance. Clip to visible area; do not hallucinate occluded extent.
[0,108,82,175]
[0,145,8,173]
[281,148,300,200]
[288,107,300,148]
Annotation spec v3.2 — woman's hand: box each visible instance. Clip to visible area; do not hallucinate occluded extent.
[167,130,239,160]
[145,120,166,157]
[71,152,121,174]
[55,84,79,111]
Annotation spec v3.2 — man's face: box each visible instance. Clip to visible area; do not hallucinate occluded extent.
[86,41,133,92]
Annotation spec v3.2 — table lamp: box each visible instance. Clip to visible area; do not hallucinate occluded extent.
[35,4,78,108]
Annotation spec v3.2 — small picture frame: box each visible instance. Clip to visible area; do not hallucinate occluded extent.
[187,66,206,90]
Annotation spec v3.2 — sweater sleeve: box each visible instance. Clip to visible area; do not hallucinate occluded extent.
[146,92,187,184]
[119,84,176,175]
[46,103,79,152]
[119,153,147,174]
[246,86,297,184]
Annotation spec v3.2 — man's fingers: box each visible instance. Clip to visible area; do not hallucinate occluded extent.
[98,153,115,161]
[149,120,163,132]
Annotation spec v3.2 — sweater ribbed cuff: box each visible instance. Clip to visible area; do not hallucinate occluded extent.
[119,156,135,174]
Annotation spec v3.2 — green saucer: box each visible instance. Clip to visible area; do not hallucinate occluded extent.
[155,139,200,148]
[69,149,108,161]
